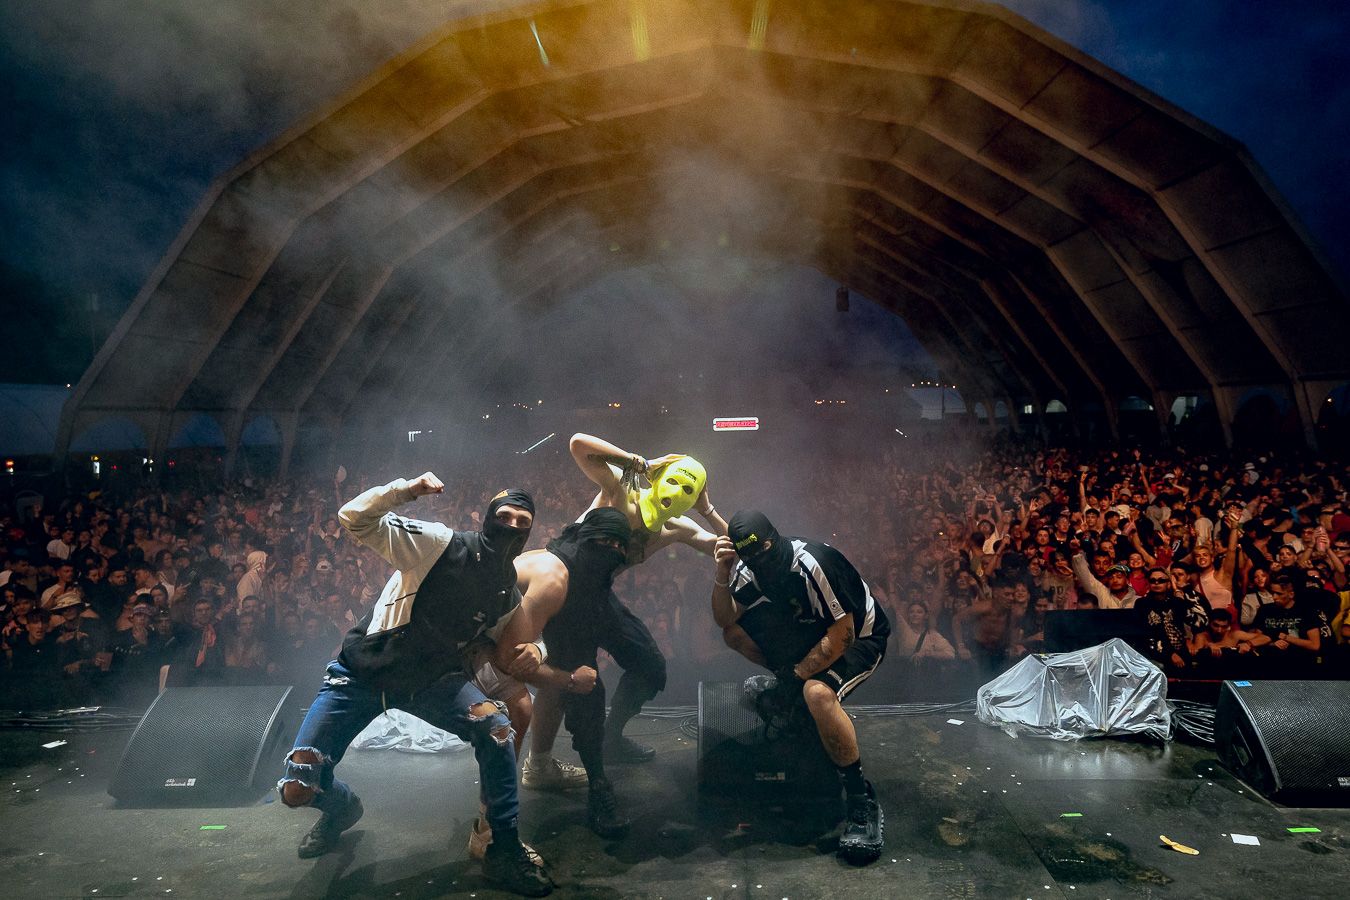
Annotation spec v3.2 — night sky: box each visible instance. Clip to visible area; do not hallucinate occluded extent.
[2,0,1346,386]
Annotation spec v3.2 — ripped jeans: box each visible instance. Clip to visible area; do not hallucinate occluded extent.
[278,660,519,833]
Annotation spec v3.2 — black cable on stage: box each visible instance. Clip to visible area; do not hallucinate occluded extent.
[0,705,145,732]
[1168,699,1217,744]
[641,700,1214,744]
[634,700,976,719]
[848,700,978,717]
[634,698,978,741]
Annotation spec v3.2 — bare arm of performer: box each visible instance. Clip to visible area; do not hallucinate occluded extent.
[791,617,854,680]
[662,493,728,553]
[569,433,656,503]
[492,552,598,694]
[690,485,729,541]
[711,536,743,630]
[711,535,767,666]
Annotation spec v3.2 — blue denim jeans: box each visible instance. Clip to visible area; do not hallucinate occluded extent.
[278,660,519,833]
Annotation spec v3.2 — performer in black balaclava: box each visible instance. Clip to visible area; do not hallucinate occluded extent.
[501,507,639,839]
[711,510,891,865]
[277,473,553,898]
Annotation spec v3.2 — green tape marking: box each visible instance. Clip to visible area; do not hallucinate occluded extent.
[199,825,227,830]
[1287,827,1321,834]
[1059,813,1083,818]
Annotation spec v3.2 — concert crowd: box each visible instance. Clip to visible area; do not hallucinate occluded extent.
[4,439,1350,709]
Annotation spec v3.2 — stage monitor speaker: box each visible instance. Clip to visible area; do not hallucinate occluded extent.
[1214,680,1350,806]
[109,684,297,807]
[696,681,837,803]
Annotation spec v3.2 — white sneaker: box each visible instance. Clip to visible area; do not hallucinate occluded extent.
[520,755,589,791]
[466,817,544,867]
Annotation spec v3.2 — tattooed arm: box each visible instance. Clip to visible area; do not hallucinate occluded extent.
[790,616,855,680]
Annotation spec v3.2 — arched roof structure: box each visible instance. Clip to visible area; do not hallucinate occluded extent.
[57,0,1348,464]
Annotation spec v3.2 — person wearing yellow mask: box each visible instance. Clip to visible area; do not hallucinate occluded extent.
[520,433,727,785]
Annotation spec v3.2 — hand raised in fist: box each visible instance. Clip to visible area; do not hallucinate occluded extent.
[408,472,444,497]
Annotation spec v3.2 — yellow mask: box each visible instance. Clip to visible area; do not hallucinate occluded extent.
[635,456,706,531]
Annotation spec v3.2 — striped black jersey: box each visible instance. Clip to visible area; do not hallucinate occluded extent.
[730,538,889,670]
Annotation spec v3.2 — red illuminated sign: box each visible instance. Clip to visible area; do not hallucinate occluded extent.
[712,417,759,432]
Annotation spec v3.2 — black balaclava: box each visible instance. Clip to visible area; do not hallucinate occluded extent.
[572,507,632,585]
[728,509,793,583]
[481,489,535,582]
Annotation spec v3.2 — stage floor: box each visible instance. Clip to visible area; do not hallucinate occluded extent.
[2,709,1348,899]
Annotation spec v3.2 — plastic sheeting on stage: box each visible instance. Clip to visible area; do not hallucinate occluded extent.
[351,710,468,753]
[976,638,1172,741]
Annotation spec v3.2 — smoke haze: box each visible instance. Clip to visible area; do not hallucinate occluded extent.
[1,0,1345,390]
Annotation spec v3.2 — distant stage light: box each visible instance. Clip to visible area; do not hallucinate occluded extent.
[519,433,556,455]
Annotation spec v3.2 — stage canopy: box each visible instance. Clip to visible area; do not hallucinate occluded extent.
[56,0,1348,466]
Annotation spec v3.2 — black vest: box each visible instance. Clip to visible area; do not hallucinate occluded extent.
[338,531,520,695]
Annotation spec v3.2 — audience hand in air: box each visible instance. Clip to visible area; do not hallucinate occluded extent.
[408,472,444,497]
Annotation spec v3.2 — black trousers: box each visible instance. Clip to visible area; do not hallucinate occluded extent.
[543,589,667,764]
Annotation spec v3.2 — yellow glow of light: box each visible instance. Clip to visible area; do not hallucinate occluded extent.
[748,0,772,51]
[630,0,650,61]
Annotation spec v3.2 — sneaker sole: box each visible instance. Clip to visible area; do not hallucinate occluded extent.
[521,776,589,791]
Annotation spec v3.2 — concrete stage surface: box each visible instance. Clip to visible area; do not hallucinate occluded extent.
[3,708,1348,899]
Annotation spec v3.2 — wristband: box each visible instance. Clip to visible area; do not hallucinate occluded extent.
[714,575,730,588]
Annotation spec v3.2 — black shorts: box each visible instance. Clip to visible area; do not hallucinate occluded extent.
[808,632,886,701]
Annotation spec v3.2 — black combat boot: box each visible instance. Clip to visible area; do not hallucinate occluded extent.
[586,776,632,839]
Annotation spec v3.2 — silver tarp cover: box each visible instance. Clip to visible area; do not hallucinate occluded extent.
[975,638,1172,741]
[351,710,468,753]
